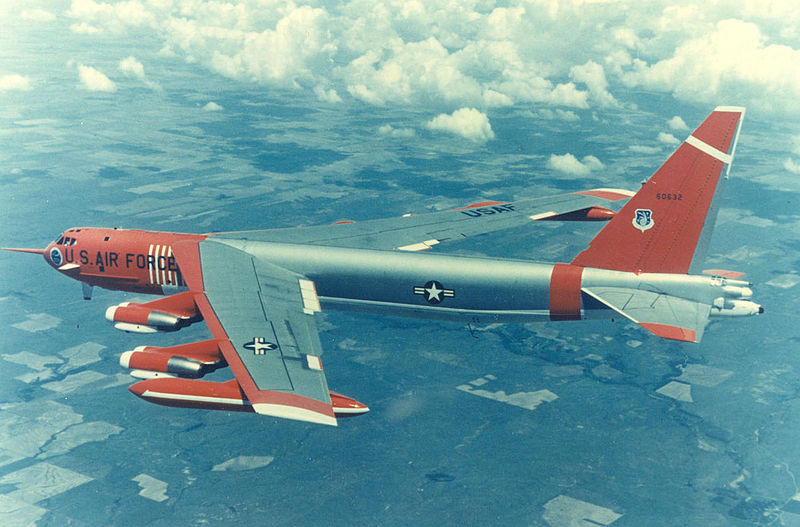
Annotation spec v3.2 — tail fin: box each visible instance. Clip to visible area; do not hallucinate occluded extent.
[571,106,745,274]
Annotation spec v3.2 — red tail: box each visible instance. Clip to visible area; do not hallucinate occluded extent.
[571,107,745,274]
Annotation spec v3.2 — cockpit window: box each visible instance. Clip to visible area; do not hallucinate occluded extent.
[54,233,77,246]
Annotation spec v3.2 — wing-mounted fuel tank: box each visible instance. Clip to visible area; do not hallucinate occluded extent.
[127,377,370,418]
[105,291,201,333]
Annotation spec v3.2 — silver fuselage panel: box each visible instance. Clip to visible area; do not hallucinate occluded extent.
[208,239,728,325]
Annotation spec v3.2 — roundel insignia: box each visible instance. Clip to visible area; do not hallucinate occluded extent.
[413,280,455,304]
[243,337,278,355]
[633,208,654,232]
[49,247,63,266]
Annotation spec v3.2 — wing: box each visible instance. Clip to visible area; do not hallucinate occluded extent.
[583,286,711,343]
[186,238,338,426]
[210,189,632,251]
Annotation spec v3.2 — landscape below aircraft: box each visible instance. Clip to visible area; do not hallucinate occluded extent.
[5,106,762,426]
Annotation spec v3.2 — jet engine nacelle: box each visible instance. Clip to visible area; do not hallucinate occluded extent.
[105,303,188,333]
[711,298,764,317]
[120,349,208,378]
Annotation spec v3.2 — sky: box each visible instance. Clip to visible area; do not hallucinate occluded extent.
[3,0,800,192]
[3,1,800,526]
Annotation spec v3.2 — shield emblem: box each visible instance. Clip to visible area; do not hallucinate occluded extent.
[633,209,654,232]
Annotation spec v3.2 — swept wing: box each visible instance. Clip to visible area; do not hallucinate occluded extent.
[175,239,338,425]
[210,190,631,250]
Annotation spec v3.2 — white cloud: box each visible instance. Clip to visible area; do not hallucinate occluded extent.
[0,74,33,91]
[534,108,580,122]
[628,145,662,154]
[118,56,160,90]
[548,153,604,176]
[118,56,144,79]
[668,116,688,131]
[22,9,56,21]
[658,132,680,145]
[378,124,415,138]
[427,108,494,143]
[784,158,800,174]
[621,18,800,116]
[77,64,116,92]
[61,1,800,117]
[314,85,342,104]
[70,22,101,34]
[202,102,223,112]
[569,61,619,108]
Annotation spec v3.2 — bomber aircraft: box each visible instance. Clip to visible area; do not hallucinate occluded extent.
[4,107,761,426]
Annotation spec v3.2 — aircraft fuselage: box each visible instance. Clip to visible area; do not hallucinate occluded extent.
[39,228,758,330]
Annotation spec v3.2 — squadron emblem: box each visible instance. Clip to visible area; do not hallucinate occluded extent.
[49,248,63,266]
[633,209,654,232]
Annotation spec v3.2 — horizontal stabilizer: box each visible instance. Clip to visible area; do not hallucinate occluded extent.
[583,287,711,343]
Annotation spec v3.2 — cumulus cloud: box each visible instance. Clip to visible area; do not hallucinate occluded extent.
[785,158,800,174]
[548,153,604,176]
[621,18,800,116]
[668,116,688,131]
[628,145,662,154]
[63,0,596,111]
[534,108,580,122]
[118,56,144,79]
[658,132,680,145]
[70,22,101,34]
[0,74,33,91]
[313,85,342,104]
[569,61,619,108]
[22,9,56,21]
[77,64,116,92]
[378,124,415,138]
[118,56,160,90]
[202,102,223,111]
[62,1,800,117]
[426,108,494,143]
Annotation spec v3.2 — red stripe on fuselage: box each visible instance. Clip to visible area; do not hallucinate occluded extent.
[549,263,584,321]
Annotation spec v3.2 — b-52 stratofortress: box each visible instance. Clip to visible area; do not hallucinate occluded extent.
[5,106,761,426]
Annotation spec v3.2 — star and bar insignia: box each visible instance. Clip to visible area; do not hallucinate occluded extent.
[243,337,278,355]
[413,280,455,304]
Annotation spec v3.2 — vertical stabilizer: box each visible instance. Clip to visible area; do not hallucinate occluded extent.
[571,107,745,274]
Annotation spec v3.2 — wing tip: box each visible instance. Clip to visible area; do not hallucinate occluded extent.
[639,322,698,343]
[252,402,338,426]
[574,188,635,201]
